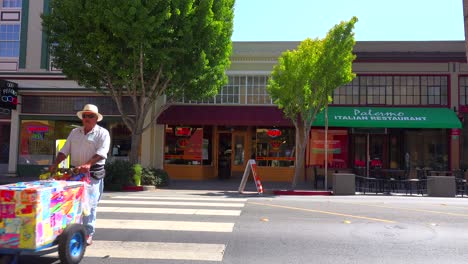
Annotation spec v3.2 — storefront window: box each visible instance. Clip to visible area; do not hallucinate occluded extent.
[19,119,129,166]
[0,122,10,163]
[19,120,77,165]
[308,129,348,168]
[164,126,212,165]
[255,128,295,167]
[405,129,448,170]
[110,123,131,157]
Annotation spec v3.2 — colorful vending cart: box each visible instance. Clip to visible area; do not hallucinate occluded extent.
[0,180,87,264]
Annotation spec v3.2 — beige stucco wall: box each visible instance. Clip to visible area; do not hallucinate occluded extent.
[25,0,45,71]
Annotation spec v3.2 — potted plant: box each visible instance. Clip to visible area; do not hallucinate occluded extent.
[141,167,170,188]
[133,164,142,186]
[123,164,144,191]
[104,159,133,191]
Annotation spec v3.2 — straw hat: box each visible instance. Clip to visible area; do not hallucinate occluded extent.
[76,104,103,122]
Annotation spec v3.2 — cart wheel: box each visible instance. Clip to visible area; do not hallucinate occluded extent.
[58,224,87,264]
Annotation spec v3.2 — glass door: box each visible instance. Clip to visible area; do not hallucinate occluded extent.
[353,135,366,167]
[369,135,386,167]
[231,132,246,173]
[352,134,388,176]
[217,132,231,179]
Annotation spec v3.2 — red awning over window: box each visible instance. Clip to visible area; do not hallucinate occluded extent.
[157,105,292,126]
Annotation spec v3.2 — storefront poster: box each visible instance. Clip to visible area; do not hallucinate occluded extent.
[56,139,69,168]
[309,129,348,168]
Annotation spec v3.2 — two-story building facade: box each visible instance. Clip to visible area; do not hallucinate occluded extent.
[1,0,467,185]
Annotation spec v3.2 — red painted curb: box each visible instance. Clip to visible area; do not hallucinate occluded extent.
[122,185,144,191]
[272,190,333,196]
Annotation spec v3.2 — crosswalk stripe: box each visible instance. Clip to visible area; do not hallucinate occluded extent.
[99,206,242,216]
[99,200,245,207]
[97,219,235,232]
[110,195,248,202]
[42,241,225,261]
[86,241,225,261]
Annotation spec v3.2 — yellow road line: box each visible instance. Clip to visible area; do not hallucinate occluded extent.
[347,203,468,218]
[436,204,468,210]
[248,202,396,223]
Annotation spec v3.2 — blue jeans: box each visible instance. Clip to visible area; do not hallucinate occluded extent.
[83,176,104,236]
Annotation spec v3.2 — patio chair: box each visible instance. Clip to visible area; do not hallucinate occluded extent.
[313,166,325,189]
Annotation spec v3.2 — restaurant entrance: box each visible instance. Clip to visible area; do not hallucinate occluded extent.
[216,127,249,179]
[217,132,231,179]
[351,128,388,176]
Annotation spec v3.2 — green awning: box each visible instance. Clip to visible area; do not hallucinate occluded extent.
[313,107,462,128]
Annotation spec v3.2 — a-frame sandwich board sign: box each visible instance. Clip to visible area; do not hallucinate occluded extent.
[238,159,264,194]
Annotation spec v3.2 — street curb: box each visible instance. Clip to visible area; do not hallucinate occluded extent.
[272,190,333,196]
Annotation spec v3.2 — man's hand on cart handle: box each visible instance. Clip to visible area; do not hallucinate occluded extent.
[50,152,67,173]
[49,164,58,173]
[77,164,92,174]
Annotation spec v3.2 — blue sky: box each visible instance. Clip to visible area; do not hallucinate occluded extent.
[232,0,465,41]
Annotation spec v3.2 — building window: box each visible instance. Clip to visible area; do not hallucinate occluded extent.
[215,76,240,104]
[2,0,22,8]
[255,128,295,167]
[393,76,420,105]
[164,126,212,165]
[460,76,468,105]
[366,86,386,105]
[246,76,272,104]
[332,75,448,106]
[0,122,10,163]
[19,120,79,166]
[0,24,20,57]
[176,75,272,105]
[361,76,390,105]
[18,119,131,166]
[405,129,448,170]
[307,129,348,168]
[333,77,360,105]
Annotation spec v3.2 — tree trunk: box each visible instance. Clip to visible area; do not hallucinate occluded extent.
[129,132,142,164]
[292,121,307,189]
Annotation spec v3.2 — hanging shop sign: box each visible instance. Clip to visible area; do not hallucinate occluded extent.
[175,126,192,137]
[176,138,190,149]
[0,80,18,110]
[267,129,282,138]
[269,139,282,151]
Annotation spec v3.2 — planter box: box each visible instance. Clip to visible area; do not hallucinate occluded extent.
[427,176,455,197]
[332,173,355,195]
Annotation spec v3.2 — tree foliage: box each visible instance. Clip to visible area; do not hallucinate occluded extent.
[267,17,357,188]
[42,0,234,163]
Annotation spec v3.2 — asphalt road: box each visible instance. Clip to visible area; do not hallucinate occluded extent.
[225,195,468,264]
[8,189,468,264]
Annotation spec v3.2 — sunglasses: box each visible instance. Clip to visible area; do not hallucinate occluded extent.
[82,114,96,119]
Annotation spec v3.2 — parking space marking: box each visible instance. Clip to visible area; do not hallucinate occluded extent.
[248,201,396,223]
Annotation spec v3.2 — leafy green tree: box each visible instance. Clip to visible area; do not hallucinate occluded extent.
[42,0,234,163]
[267,17,357,188]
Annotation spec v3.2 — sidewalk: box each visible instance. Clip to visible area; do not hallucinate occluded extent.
[160,178,331,195]
[0,174,332,195]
